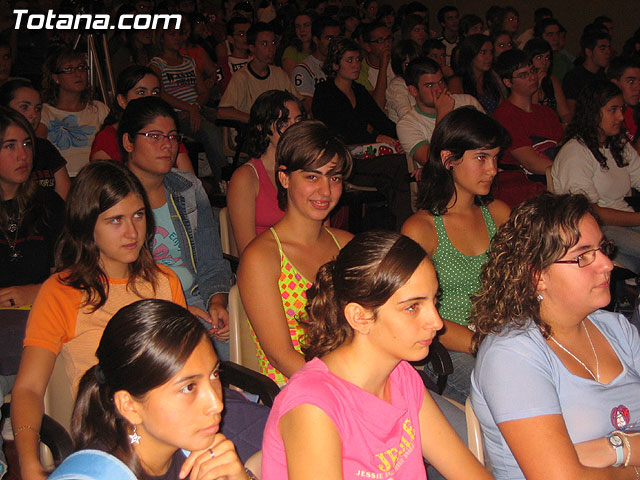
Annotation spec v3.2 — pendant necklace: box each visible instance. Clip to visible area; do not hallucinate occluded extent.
[1,212,23,262]
[549,320,600,382]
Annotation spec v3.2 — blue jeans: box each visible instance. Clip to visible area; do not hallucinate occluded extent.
[177,110,225,183]
[423,350,475,405]
[0,375,16,479]
[602,225,640,274]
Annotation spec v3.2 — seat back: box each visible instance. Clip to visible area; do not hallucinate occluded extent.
[219,207,239,257]
[44,354,74,434]
[465,397,485,465]
[229,285,260,372]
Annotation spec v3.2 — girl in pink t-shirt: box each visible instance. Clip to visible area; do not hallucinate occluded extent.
[261,231,492,479]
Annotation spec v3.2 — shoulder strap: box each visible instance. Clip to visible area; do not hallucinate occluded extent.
[269,227,284,257]
[324,227,341,249]
[246,161,259,180]
[47,449,137,480]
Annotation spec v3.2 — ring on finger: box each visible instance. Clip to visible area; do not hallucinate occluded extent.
[208,448,215,458]
[9,298,15,307]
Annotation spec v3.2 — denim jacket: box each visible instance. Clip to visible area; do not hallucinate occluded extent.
[163,170,233,310]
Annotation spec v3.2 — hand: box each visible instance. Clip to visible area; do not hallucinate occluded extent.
[0,284,41,307]
[380,49,391,67]
[187,304,215,332]
[190,106,204,131]
[411,167,423,182]
[375,134,397,146]
[179,433,247,480]
[434,89,455,117]
[208,302,230,341]
[20,461,48,480]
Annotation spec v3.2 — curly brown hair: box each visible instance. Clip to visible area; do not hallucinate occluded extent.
[470,192,594,354]
[301,231,427,360]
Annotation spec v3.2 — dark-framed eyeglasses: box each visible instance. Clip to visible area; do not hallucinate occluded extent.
[554,240,615,268]
[56,65,90,74]
[136,132,184,143]
[512,66,538,80]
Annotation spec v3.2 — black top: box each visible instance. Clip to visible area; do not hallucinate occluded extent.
[312,79,397,144]
[33,137,67,191]
[0,187,65,288]
[562,65,607,101]
[139,450,186,480]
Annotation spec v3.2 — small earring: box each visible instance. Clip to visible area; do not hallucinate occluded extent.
[129,425,142,445]
[536,293,544,302]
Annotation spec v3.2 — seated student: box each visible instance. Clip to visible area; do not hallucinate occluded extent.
[357,22,395,109]
[218,22,300,124]
[237,120,353,386]
[215,16,253,96]
[450,14,483,69]
[492,49,563,207]
[491,30,514,61]
[281,11,315,75]
[179,15,219,92]
[385,39,421,123]
[312,37,412,228]
[607,56,640,147]
[49,300,253,480]
[109,29,155,80]
[470,192,640,480]
[402,108,511,404]
[119,97,233,358]
[11,161,185,480]
[90,65,193,173]
[400,14,428,49]
[448,34,506,115]
[552,80,640,274]
[339,6,360,39]
[523,38,571,126]
[261,231,493,480]
[563,29,611,118]
[534,18,573,82]
[38,47,110,177]
[0,79,72,199]
[515,7,552,48]
[227,90,303,256]
[423,38,455,79]
[397,58,484,169]
[150,27,225,187]
[291,16,341,113]
[493,6,519,38]
[435,6,459,66]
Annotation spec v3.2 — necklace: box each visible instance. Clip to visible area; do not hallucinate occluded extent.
[549,321,600,382]
[1,212,23,262]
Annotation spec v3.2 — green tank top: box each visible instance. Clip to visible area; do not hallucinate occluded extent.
[432,206,497,325]
[250,227,341,386]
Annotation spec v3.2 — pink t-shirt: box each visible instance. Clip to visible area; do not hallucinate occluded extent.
[261,358,427,479]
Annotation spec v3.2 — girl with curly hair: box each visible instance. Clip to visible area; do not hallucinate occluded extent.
[39,47,110,177]
[227,90,304,255]
[402,107,511,404]
[552,80,640,273]
[470,192,640,480]
[261,230,492,479]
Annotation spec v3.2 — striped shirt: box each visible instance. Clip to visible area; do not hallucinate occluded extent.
[150,55,199,105]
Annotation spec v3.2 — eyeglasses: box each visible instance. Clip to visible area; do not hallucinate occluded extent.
[369,35,393,44]
[136,132,184,143]
[554,240,615,268]
[56,65,90,74]
[423,79,447,89]
[511,66,538,79]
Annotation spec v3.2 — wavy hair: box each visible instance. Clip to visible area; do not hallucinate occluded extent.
[245,89,303,158]
[275,120,353,210]
[55,161,159,311]
[470,192,593,353]
[563,80,627,169]
[302,231,428,359]
[72,299,207,475]
[416,107,510,215]
[322,37,361,78]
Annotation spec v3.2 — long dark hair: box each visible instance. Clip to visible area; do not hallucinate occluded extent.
[564,80,627,169]
[456,34,502,100]
[416,107,510,215]
[103,65,160,127]
[0,107,38,229]
[55,161,159,310]
[302,231,428,359]
[245,89,303,158]
[72,299,208,475]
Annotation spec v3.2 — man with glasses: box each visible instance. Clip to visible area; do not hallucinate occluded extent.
[492,49,563,205]
[291,17,341,113]
[219,22,300,123]
[397,57,483,168]
[358,22,394,109]
[216,16,253,95]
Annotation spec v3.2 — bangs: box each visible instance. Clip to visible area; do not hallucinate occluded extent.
[303,147,353,177]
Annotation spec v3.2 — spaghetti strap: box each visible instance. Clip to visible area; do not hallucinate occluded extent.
[246,161,259,180]
[269,227,284,257]
[324,227,341,249]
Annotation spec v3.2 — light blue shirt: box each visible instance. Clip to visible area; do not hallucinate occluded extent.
[152,203,194,292]
[471,310,640,479]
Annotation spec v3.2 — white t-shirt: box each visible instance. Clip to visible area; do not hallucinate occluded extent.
[552,139,640,212]
[385,75,415,123]
[41,101,109,177]
[290,55,325,98]
[396,94,483,168]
